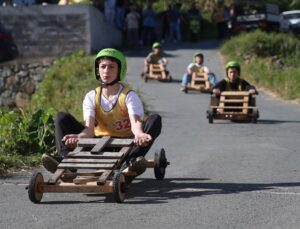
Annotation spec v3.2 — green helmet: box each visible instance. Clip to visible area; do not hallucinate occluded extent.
[95,48,127,82]
[225,61,240,74]
[193,52,204,63]
[152,42,162,49]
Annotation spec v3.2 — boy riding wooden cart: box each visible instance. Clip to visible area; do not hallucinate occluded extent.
[207,61,259,123]
[27,48,168,203]
[141,42,172,82]
[181,52,216,93]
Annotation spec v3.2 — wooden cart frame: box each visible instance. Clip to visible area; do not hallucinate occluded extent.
[206,91,259,123]
[182,72,212,93]
[27,137,169,203]
[142,64,172,82]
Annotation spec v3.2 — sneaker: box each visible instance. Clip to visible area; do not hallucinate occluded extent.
[128,156,147,176]
[180,86,187,93]
[60,171,77,183]
[41,153,59,173]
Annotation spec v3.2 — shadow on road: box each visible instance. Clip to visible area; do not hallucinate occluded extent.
[258,119,300,124]
[35,178,300,205]
[122,178,300,204]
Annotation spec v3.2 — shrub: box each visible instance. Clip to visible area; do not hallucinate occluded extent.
[30,51,96,121]
[0,108,55,174]
[222,30,300,61]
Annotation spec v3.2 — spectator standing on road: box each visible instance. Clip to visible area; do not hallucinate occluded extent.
[142,3,157,46]
[115,0,126,30]
[211,0,229,39]
[104,0,116,25]
[168,3,182,43]
[187,2,201,41]
[125,4,140,49]
[160,4,171,43]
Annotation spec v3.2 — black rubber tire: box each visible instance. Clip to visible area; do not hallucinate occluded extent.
[28,171,44,203]
[252,108,258,123]
[154,148,168,180]
[112,170,126,203]
[168,76,173,82]
[207,109,214,124]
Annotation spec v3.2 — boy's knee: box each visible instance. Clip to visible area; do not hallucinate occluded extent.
[149,113,161,124]
[147,114,162,135]
[55,112,70,125]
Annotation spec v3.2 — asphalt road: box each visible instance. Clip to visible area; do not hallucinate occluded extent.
[1,40,300,229]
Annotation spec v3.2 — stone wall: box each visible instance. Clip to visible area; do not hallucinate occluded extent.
[0,59,53,108]
[0,4,123,109]
[0,4,122,58]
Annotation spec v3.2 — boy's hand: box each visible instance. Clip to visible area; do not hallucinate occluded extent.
[62,134,79,149]
[134,133,152,147]
[249,88,257,94]
[213,88,221,95]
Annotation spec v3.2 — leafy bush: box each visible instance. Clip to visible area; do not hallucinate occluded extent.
[222,30,300,60]
[30,51,96,121]
[0,108,55,174]
[239,59,300,99]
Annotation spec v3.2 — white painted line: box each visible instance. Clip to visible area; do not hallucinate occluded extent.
[256,190,300,196]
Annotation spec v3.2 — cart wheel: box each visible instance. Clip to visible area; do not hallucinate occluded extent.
[112,170,126,203]
[252,108,258,123]
[144,75,148,83]
[28,171,44,203]
[154,148,169,180]
[207,109,214,124]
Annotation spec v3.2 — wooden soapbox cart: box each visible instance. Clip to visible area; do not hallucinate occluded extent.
[206,91,259,124]
[182,72,212,94]
[27,137,169,203]
[142,64,172,82]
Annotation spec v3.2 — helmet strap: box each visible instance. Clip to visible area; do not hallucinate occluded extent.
[100,78,119,88]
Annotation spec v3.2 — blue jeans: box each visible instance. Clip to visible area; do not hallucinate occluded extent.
[170,21,181,41]
[181,73,191,86]
[181,73,217,87]
[208,73,217,87]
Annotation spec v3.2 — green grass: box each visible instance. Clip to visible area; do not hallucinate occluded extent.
[0,108,55,175]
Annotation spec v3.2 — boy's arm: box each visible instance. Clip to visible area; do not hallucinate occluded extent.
[187,63,195,75]
[162,57,168,65]
[129,114,152,146]
[243,80,257,94]
[63,116,95,148]
[144,53,152,65]
[212,79,226,95]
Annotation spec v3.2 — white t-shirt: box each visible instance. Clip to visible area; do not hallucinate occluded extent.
[83,85,144,121]
[187,63,210,73]
[126,12,139,29]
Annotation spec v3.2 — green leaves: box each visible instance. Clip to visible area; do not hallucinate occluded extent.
[30,51,95,121]
[0,108,55,174]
